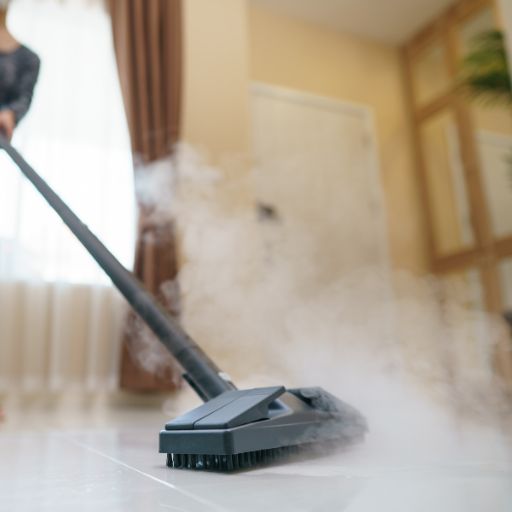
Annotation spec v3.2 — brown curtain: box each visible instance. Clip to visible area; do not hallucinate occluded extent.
[109,0,183,391]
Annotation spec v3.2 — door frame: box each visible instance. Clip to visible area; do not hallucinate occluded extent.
[402,0,512,382]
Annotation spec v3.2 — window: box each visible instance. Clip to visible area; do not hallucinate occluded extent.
[0,0,135,284]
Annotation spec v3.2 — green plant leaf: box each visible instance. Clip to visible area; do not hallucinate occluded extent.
[459,30,512,105]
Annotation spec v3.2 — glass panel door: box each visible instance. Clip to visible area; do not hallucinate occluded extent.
[420,110,475,255]
[411,41,452,107]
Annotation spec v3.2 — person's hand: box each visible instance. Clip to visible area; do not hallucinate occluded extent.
[0,109,15,141]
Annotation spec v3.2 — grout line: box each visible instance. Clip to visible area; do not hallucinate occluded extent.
[62,435,231,512]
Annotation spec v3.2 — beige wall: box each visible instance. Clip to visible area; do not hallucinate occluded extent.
[182,1,429,274]
[182,0,251,163]
[248,5,428,274]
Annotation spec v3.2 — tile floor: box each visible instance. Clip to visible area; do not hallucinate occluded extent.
[1,398,511,512]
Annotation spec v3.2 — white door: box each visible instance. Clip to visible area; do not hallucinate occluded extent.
[251,83,388,281]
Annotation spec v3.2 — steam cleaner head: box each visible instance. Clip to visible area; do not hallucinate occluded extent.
[1,135,368,473]
[160,385,367,471]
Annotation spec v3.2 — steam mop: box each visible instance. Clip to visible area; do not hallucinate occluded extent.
[0,135,368,471]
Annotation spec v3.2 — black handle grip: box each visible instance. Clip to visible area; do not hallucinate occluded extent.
[0,135,235,401]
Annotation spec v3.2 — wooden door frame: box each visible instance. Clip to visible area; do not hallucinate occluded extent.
[402,0,512,383]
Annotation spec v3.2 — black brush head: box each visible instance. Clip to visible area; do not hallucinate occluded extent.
[159,386,367,472]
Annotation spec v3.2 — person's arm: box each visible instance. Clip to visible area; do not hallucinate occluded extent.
[0,109,15,140]
[8,51,41,124]
[0,50,40,139]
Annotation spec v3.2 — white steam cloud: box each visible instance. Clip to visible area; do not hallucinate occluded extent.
[131,145,512,480]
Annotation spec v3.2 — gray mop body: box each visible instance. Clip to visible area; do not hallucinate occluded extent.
[1,136,368,471]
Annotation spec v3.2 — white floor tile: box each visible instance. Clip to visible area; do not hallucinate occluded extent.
[1,406,511,511]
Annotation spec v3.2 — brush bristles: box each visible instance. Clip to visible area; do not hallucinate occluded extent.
[166,445,301,471]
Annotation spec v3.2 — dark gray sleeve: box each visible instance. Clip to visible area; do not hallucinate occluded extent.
[7,51,41,124]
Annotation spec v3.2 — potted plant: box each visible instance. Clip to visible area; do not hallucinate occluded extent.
[461,29,511,104]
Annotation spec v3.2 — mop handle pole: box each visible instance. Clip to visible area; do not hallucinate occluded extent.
[0,136,235,401]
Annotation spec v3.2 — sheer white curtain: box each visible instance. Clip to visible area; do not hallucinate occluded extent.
[0,0,135,392]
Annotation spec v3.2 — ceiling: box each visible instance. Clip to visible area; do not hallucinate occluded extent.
[250,0,456,44]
